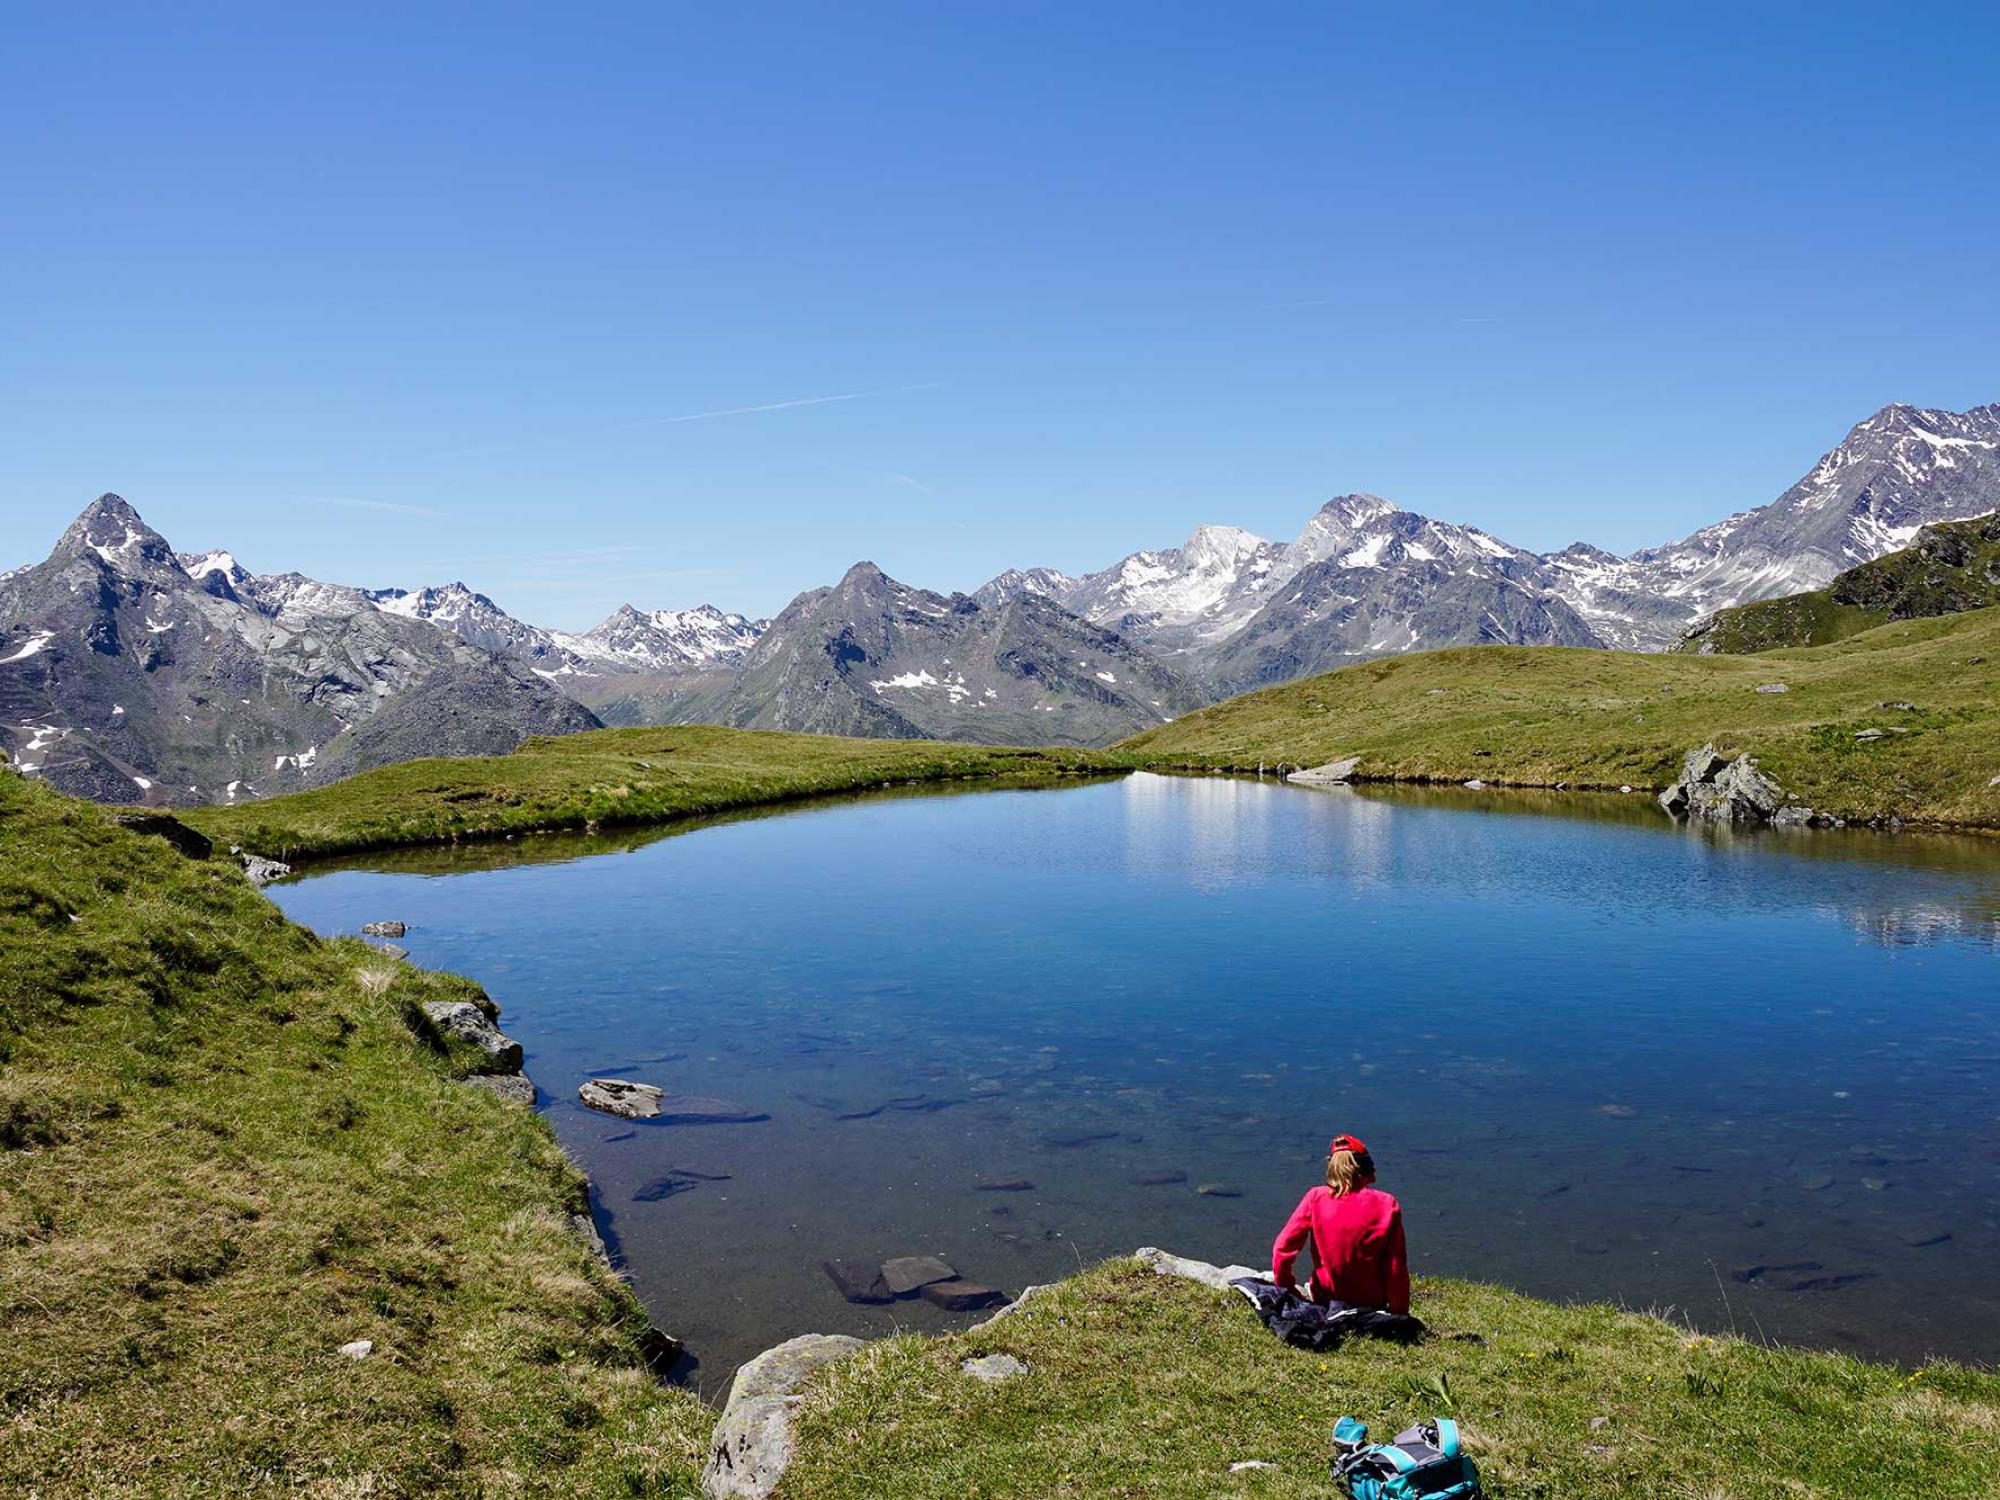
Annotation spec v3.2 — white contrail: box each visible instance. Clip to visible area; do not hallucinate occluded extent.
[615,392,870,430]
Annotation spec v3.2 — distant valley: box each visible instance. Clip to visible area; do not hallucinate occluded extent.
[2,401,1996,805]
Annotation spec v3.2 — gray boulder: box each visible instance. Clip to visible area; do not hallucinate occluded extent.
[702,1332,865,1499]
[580,1078,664,1119]
[1287,756,1360,785]
[1659,743,1786,825]
[241,854,292,886]
[467,1072,536,1105]
[961,1353,1029,1382]
[361,920,407,937]
[881,1254,957,1295]
[420,1000,523,1072]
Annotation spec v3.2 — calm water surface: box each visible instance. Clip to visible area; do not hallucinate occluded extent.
[271,774,2000,1381]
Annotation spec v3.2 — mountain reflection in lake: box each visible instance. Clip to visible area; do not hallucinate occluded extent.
[274,773,2000,1378]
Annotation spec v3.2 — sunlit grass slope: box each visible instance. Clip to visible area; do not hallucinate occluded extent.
[785,1258,2000,1500]
[1122,608,2000,829]
[0,771,713,1496]
[187,724,1120,861]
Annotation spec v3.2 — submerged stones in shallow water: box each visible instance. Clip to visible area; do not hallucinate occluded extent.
[821,1259,894,1304]
[1132,1170,1189,1187]
[1897,1223,1953,1248]
[922,1279,1007,1311]
[881,1255,957,1295]
[1195,1183,1242,1198]
[634,1173,702,1202]
[975,1179,1035,1192]
[1040,1130,1120,1149]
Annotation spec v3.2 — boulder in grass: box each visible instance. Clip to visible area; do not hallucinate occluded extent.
[467,1072,535,1105]
[880,1255,957,1295]
[921,1279,1007,1312]
[703,1333,864,1499]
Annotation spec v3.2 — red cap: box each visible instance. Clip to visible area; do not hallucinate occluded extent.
[1329,1133,1369,1156]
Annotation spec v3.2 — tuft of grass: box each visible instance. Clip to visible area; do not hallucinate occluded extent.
[1121,607,2000,830]
[0,770,712,1496]
[781,1259,2000,1498]
[185,724,1121,862]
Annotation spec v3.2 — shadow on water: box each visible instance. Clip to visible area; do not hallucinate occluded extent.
[272,770,2000,1377]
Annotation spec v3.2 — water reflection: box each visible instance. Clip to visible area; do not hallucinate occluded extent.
[272,771,2000,1374]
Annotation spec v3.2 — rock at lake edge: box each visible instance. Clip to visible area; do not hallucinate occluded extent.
[702,1332,864,1500]
[1658,742,1787,825]
[361,920,407,937]
[466,1071,535,1105]
[579,1078,766,1125]
[880,1254,957,1295]
[420,1000,523,1073]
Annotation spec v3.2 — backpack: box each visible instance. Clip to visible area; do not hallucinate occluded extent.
[1330,1416,1483,1499]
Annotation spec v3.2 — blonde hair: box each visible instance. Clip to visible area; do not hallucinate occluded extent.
[1325,1147,1377,1197]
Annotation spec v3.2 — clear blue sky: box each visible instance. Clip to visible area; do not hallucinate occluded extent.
[4,3,1996,627]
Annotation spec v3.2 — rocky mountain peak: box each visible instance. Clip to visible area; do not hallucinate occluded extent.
[53,494,183,579]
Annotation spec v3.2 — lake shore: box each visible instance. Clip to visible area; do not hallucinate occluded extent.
[8,765,2000,1495]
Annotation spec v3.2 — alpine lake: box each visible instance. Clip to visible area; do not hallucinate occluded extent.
[269,772,2000,1384]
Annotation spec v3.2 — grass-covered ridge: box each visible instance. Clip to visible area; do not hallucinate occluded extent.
[0,769,713,1496]
[186,724,1120,861]
[1122,607,2000,829]
[1678,512,2000,654]
[784,1258,2000,1498]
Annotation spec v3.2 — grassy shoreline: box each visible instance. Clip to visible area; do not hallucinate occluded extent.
[11,758,2000,1495]
[1121,607,2000,833]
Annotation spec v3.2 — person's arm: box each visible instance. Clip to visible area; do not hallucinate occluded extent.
[1271,1191,1316,1291]
[1384,1204,1411,1315]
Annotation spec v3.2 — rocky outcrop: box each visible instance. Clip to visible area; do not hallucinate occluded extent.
[702,1333,865,1499]
[1133,1246,1264,1291]
[1657,744,1788,825]
[1287,756,1360,785]
[420,1000,524,1072]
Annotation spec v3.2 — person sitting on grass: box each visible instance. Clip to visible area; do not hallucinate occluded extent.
[1271,1132,1410,1314]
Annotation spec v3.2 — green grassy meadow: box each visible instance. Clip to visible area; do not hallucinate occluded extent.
[1122,607,2000,830]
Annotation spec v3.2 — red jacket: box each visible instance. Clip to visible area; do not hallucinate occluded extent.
[1271,1184,1410,1314]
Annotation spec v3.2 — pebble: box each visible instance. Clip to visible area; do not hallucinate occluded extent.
[337,1339,374,1361]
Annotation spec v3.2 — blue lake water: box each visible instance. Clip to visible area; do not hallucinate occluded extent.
[271,773,2000,1383]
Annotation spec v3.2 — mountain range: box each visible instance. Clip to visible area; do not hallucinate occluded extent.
[3,401,1995,805]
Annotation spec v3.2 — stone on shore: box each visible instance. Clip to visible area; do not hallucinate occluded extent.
[1134,1246,1263,1291]
[702,1333,864,1499]
[1658,743,1785,824]
[466,1071,536,1105]
[420,1000,523,1072]
[361,920,407,937]
[1287,756,1360,785]
[241,853,291,886]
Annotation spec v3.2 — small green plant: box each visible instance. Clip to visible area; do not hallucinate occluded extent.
[1396,1370,1458,1411]
[1685,1369,1726,1398]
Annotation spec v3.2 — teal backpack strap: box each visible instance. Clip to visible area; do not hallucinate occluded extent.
[1433,1418,1461,1459]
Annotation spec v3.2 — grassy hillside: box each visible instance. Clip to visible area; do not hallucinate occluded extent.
[186,724,1119,861]
[1122,607,2000,829]
[785,1258,2000,1499]
[1680,512,2000,654]
[0,770,713,1496]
